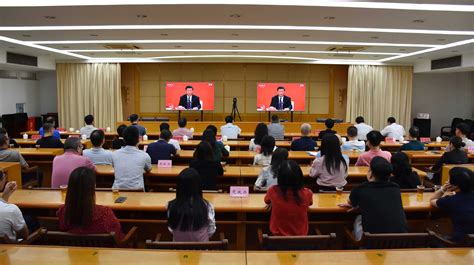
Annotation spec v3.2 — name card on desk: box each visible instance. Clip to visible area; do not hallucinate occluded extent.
[157,160,172,168]
[420,137,431,143]
[385,137,396,143]
[468,146,474,154]
[31,135,42,140]
[230,186,249,198]
[173,136,183,141]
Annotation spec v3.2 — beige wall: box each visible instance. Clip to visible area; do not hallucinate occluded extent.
[121,63,348,121]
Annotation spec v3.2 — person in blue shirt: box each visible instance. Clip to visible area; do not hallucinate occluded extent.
[38,116,60,139]
[400,126,425,151]
[146,130,176,164]
[290,123,317,151]
[129,114,147,136]
[341,126,365,152]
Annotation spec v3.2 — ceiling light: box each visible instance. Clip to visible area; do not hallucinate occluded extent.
[62,46,70,48]
[437,38,446,41]
[231,33,239,36]
[399,48,406,51]
[136,14,147,18]
[22,34,31,37]
[229,13,241,18]
[44,16,56,19]
[160,33,168,36]
[323,16,335,20]
[174,45,182,48]
[302,35,310,37]
[232,45,239,48]
[412,19,424,23]
[90,34,99,37]
[289,46,296,49]
[370,36,379,39]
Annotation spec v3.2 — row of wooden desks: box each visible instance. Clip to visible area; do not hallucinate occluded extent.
[2,246,471,265]
[14,138,92,149]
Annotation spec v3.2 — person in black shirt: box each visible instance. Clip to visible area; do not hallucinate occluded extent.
[0,128,19,148]
[112,125,127,149]
[146,130,176,164]
[318,118,337,140]
[339,156,408,241]
[190,142,224,190]
[390,152,421,189]
[430,136,469,184]
[291,123,317,151]
[35,123,64,148]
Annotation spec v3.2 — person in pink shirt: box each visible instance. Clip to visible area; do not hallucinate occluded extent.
[355,130,392,167]
[51,137,96,188]
[172,118,193,139]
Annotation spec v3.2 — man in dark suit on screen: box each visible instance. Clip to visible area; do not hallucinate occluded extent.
[178,85,201,110]
[269,86,292,111]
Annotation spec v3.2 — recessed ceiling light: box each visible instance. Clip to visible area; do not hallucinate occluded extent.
[302,34,310,37]
[136,14,147,18]
[370,36,379,39]
[399,48,406,51]
[437,38,446,41]
[44,16,56,19]
[232,45,239,48]
[62,46,70,48]
[174,45,182,48]
[289,46,296,49]
[323,16,335,20]
[90,34,99,37]
[231,33,239,36]
[22,34,31,37]
[229,13,241,18]
[412,19,424,23]
[160,33,168,36]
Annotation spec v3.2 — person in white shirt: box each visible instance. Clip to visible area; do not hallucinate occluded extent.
[354,116,373,141]
[220,116,241,140]
[446,122,474,152]
[381,117,405,139]
[79,115,97,139]
[0,171,29,242]
[83,130,113,165]
[160,123,181,151]
[341,126,366,152]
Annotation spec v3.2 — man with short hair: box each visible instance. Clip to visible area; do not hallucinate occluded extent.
[220,116,241,140]
[0,171,29,242]
[269,86,292,111]
[79,114,97,138]
[446,122,474,152]
[354,116,373,141]
[129,114,147,136]
[0,128,19,148]
[267,115,285,140]
[35,123,64,148]
[342,126,365,152]
[400,126,425,151]
[318,119,337,140]
[83,130,113,165]
[39,116,60,139]
[112,126,152,190]
[161,123,181,151]
[291,123,317,151]
[355,130,392,166]
[146,130,177,164]
[178,85,201,110]
[172,118,193,139]
[381,117,405,139]
[51,137,95,188]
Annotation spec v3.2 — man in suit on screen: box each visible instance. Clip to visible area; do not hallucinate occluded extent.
[269,86,292,111]
[178,85,201,110]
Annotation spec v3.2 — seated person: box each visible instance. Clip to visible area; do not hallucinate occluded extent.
[446,123,474,152]
[430,167,474,243]
[83,130,113,165]
[318,118,337,140]
[290,123,317,151]
[57,167,123,239]
[355,131,392,166]
[160,122,181,151]
[0,172,29,242]
[264,160,313,236]
[0,128,19,148]
[400,126,425,151]
[341,126,365,152]
[39,116,60,139]
[172,118,193,139]
[35,123,64,148]
[111,124,127,149]
[190,142,223,190]
[129,114,147,136]
[202,126,229,161]
[79,114,97,139]
[310,134,349,191]
[249,123,268,152]
[381,117,405,139]
[339,157,408,240]
[220,116,241,140]
[51,137,95,188]
[254,148,288,191]
[267,115,285,140]
[146,130,177,164]
[167,168,216,242]
[253,135,276,166]
[430,136,469,184]
[390,152,421,189]
[354,116,373,141]
[112,126,152,190]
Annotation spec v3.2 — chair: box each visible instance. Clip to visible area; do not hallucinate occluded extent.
[42,226,138,248]
[440,117,463,140]
[427,230,474,247]
[0,228,45,244]
[344,228,431,249]
[145,233,228,250]
[258,228,336,250]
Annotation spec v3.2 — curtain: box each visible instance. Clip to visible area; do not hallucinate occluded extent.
[346,65,413,131]
[57,63,123,130]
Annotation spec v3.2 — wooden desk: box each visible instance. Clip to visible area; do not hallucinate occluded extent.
[0,245,246,265]
[14,138,92,149]
[95,164,241,178]
[138,140,297,151]
[246,249,474,265]
[441,164,474,185]
[21,130,81,139]
[12,148,64,157]
[0,162,22,188]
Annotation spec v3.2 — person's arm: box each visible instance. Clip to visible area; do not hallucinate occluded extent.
[216,162,224,176]
[380,126,389,137]
[264,188,272,204]
[431,153,447,172]
[354,155,365,166]
[220,143,229,157]
[309,158,321,178]
[144,154,152,173]
[106,207,124,239]
[430,183,454,208]
[85,157,96,171]
[170,145,177,157]
[194,96,201,110]
[207,203,216,237]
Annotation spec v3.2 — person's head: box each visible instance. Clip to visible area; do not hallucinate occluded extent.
[123,126,139,146]
[194,142,214,162]
[159,129,172,142]
[178,118,187,128]
[225,115,234,124]
[320,134,348,174]
[277,160,304,204]
[185,85,194,96]
[64,137,83,154]
[45,116,56,127]
[254,123,268,145]
[390,152,412,179]
[129,114,139,123]
[0,169,6,191]
[205,125,218,136]
[300,123,312,136]
[89,130,105,148]
[64,167,96,228]
[449,136,465,150]
[42,123,54,136]
[160,122,170,132]
[116,124,127,138]
[408,126,420,140]
[455,122,470,137]
[270,148,289,177]
[0,128,8,137]
[368,156,393,182]
[366,130,384,149]
[260,135,276,156]
[271,115,279,123]
[449,167,473,193]
[325,118,335,129]
[355,116,365,124]
[168,168,209,231]
[347,126,358,140]
[202,128,217,147]
[277,86,285,97]
[387,117,396,125]
[84,115,94,126]
[0,134,9,149]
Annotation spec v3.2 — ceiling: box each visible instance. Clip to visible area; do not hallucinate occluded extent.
[0,0,472,65]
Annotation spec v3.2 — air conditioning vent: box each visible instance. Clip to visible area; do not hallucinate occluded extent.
[6,52,38,67]
[327,46,366,52]
[104,44,140,50]
[431,55,462,70]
